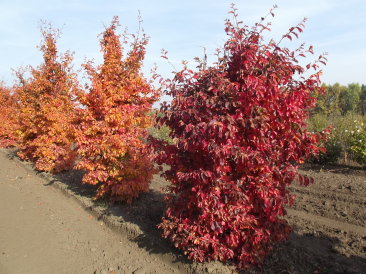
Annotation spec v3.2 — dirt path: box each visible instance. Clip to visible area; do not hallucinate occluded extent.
[0,151,179,274]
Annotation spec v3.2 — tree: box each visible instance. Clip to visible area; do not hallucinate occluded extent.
[14,24,79,173]
[313,83,343,116]
[339,83,361,114]
[75,17,159,202]
[360,84,366,115]
[152,6,328,269]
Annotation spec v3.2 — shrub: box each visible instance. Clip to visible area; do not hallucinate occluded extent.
[75,17,159,202]
[349,120,366,165]
[308,113,366,164]
[307,113,341,163]
[0,84,18,148]
[152,6,329,269]
[148,124,173,144]
[312,139,343,164]
[14,24,78,173]
[148,111,173,144]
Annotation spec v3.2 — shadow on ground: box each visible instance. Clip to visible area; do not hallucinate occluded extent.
[261,232,366,274]
[52,168,194,267]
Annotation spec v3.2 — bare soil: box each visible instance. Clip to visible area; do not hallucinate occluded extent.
[0,149,184,274]
[0,148,365,273]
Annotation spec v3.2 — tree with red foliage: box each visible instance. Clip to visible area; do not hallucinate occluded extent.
[14,24,79,173]
[0,83,17,148]
[152,6,329,269]
[75,17,159,202]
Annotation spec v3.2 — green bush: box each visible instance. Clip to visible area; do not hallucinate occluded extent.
[307,113,366,164]
[349,120,366,165]
[147,110,173,144]
[148,125,173,144]
[313,140,343,164]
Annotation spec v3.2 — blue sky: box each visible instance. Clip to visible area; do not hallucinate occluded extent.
[1,0,365,89]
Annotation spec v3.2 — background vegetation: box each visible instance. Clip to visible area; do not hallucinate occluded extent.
[308,83,366,165]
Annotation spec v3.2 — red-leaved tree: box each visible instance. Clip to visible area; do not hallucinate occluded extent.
[0,83,18,148]
[75,17,159,202]
[152,6,329,268]
[14,24,79,173]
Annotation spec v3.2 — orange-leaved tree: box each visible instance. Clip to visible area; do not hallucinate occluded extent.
[14,24,79,173]
[0,83,18,148]
[75,17,159,202]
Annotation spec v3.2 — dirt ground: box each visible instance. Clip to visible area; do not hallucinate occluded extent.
[0,148,365,273]
[0,149,184,274]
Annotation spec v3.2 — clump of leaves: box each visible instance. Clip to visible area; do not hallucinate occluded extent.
[0,83,18,148]
[14,24,79,173]
[152,5,329,269]
[75,17,160,202]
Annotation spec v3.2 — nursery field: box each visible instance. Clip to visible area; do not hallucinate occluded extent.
[0,148,365,273]
[281,165,366,273]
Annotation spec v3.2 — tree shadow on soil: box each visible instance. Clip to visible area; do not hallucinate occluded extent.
[51,170,193,266]
[5,148,20,161]
[109,189,194,263]
[260,232,366,274]
[50,169,97,199]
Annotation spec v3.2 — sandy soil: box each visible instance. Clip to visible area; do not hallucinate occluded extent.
[0,148,365,273]
[0,150,182,274]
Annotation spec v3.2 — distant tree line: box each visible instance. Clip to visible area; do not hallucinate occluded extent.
[313,83,366,116]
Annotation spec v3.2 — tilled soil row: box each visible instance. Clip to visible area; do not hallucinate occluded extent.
[286,211,366,273]
[289,185,366,227]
